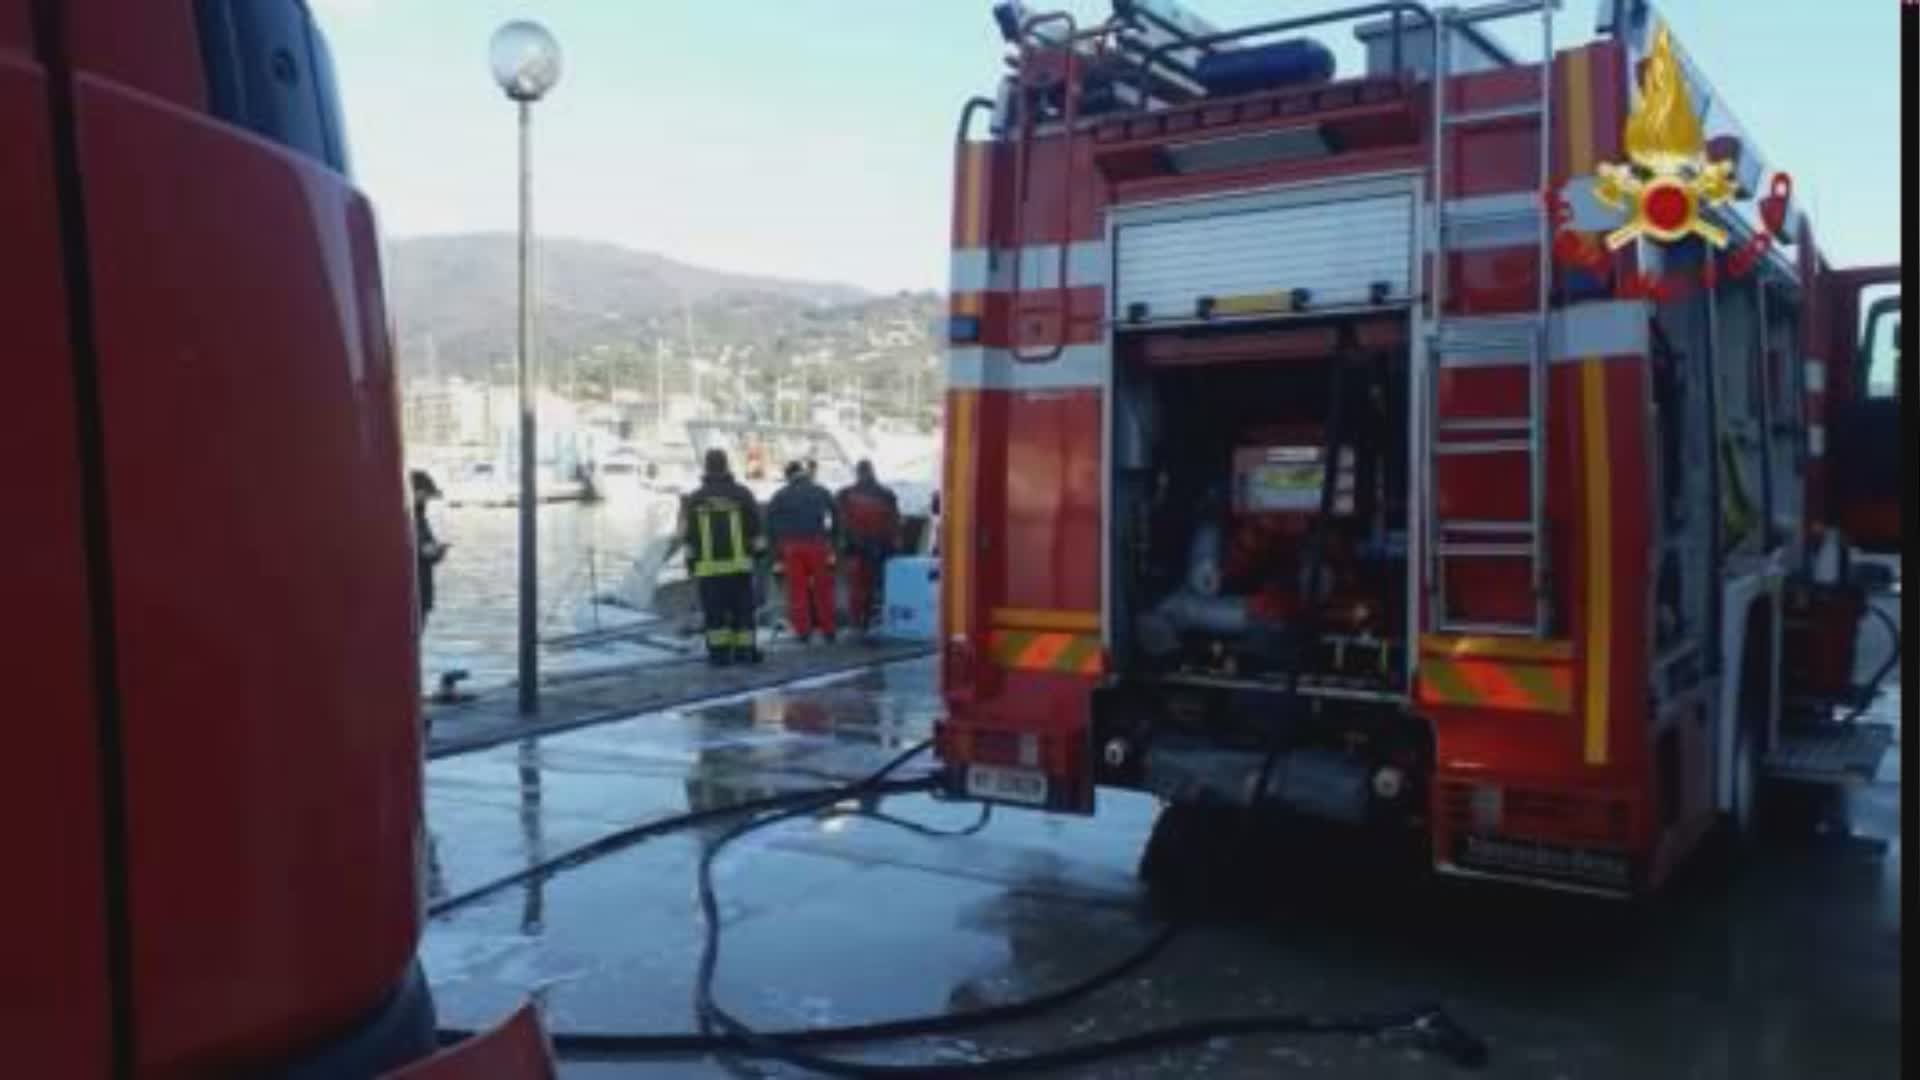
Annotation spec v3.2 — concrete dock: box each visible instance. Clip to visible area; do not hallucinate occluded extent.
[420,630,1900,1076]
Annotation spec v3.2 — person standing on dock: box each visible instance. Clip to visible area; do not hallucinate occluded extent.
[410,469,448,630]
[766,460,839,644]
[835,459,900,639]
[681,448,764,666]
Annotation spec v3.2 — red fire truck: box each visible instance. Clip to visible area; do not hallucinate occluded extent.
[5,1,444,1073]
[935,0,1900,898]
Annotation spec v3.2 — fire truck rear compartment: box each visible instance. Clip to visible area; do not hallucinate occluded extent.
[1097,315,1427,826]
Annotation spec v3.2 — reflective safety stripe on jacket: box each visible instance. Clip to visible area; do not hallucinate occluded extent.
[691,499,752,577]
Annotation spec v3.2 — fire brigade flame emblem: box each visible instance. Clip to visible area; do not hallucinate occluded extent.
[1592,22,1736,251]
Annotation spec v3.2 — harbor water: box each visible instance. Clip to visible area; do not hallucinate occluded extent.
[421,496,682,693]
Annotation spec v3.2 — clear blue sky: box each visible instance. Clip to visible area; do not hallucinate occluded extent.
[311,0,1903,293]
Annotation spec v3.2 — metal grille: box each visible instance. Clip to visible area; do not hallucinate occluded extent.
[1764,723,1894,785]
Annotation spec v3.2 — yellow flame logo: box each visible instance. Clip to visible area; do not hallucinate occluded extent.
[1624,24,1709,169]
[1593,22,1737,250]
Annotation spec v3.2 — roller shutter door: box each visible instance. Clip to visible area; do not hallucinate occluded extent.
[1114,190,1415,323]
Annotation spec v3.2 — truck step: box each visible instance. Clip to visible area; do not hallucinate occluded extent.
[1438,518,1536,535]
[1436,541,1533,558]
[1443,102,1545,127]
[1434,619,1537,636]
[1435,439,1530,456]
[1762,722,1894,785]
[1434,313,1540,347]
[1438,418,1533,435]
[1785,686,1886,717]
[1440,203,1546,230]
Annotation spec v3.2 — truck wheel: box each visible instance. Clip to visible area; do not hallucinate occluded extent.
[1727,722,1760,851]
[1719,608,1773,866]
[1686,719,1764,893]
[1138,802,1195,884]
[1139,802,1235,911]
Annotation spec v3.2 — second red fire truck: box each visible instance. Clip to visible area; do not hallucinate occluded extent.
[935,0,1900,898]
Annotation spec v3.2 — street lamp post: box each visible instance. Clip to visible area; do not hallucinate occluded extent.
[490,19,562,716]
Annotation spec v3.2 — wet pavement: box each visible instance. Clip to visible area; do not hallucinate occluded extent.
[424,638,933,758]
[421,610,1901,1077]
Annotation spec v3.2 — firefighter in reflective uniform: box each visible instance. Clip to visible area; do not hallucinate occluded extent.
[680,448,765,666]
[835,459,901,636]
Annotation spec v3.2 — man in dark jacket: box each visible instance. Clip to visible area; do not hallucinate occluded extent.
[679,448,764,665]
[835,459,901,636]
[766,460,839,643]
[410,469,448,630]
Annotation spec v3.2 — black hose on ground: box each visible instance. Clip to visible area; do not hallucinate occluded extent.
[844,799,993,839]
[426,767,938,918]
[434,745,1180,1053]
[433,740,1489,1073]
[684,796,1487,1076]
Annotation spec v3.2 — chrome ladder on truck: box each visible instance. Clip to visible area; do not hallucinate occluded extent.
[1423,0,1559,637]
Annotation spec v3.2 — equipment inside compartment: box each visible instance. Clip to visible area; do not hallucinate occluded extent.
[1110,320,1410,687]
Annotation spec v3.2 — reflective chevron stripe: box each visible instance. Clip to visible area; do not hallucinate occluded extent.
[1418,635,1574,714]
[988,630,1104,676]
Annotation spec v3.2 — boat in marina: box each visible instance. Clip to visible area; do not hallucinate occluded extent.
[423,429,598,507]
[682,418,859,500]
[591,444,651,505]
[563,417,939,641]
[435,457,593,507]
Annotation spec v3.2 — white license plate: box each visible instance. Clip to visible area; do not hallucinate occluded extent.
[965,765,1049,806]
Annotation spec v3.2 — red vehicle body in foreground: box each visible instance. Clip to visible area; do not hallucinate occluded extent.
[5,1,437,1073]
[935,0,1899,898]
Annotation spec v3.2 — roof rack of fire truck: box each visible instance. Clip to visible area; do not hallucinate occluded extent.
[997,1,1553,120]
[1003,0,1684,125]
[1129,2,1447,105]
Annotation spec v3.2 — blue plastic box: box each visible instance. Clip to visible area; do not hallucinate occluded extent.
[881,557,940,642]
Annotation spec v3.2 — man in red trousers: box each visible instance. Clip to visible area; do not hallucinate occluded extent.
[835,459,901,639]
[765,460,839,643]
